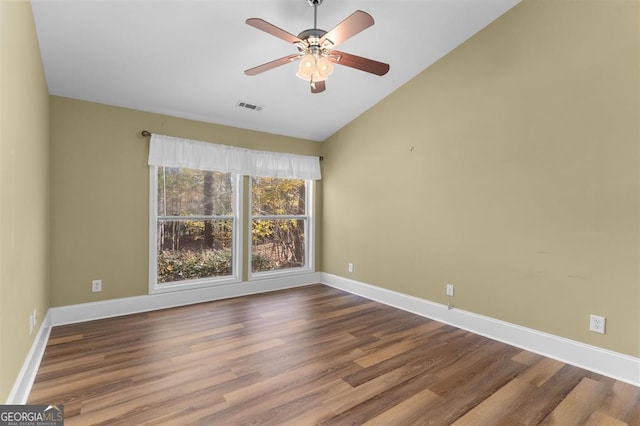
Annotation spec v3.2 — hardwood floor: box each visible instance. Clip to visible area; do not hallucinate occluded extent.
[28,284,640,425]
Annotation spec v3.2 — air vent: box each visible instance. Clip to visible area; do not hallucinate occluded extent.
[237,101,263,112]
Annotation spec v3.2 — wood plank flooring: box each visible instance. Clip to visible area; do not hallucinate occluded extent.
[28,284,640,425]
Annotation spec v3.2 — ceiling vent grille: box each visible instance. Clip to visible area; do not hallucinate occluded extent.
[237,101,263,112]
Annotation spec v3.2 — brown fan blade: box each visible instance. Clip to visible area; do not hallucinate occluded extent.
[311,80,326,94]
[329,51,390,76]
[246,18,305,45]
[244,54,301,76]
[319,10,374,48]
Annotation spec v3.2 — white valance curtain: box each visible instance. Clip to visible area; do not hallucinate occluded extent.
[148,133,321,180]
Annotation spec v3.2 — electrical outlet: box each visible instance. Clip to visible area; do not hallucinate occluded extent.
[92,279,102,292]
[589,314,606,334]
[29,313,34,335]
[446,284,454,297]
[348,263,354,273]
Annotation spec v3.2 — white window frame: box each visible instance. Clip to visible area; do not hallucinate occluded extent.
[249,178,315,280]
[148,166,243,294]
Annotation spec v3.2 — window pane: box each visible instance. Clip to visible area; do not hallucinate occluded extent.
[252,219,305,272]
[157,219,233,283]
[158,167,233,216]
[252,177,305,216]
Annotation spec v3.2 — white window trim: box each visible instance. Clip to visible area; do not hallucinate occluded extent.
[248,179,315,280]
[148,166,243,294]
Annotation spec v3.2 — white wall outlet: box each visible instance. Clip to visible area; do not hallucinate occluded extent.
[29,313,34,335]
[446,283,454,297]
[92,279,102,292]
[589,314,606,334]
[347,263,354,273]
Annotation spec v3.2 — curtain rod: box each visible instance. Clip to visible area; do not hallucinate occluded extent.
[140,130,324,161]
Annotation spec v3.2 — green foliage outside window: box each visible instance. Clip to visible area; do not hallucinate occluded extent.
[157,167,235,284]
[252,177,306,272]
[156,168,309,283]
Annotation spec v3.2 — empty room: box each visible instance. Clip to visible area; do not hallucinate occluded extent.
[1,0,639,424]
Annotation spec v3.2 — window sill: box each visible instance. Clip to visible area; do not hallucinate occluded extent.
[150,276,242,295]
[248,267,315,281]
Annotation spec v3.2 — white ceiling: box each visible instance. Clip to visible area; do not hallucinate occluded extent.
[31,0,520,142]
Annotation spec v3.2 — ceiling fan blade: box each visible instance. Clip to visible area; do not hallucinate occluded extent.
[246,18,304,45]
[319,10,374,48]
[311,80,326,94]
[329,51,390,76]
[244,54,300,76]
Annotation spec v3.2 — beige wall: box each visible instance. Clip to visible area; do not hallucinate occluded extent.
[49,96,322,307]
[0,1,50,402]
[322,0,639,357]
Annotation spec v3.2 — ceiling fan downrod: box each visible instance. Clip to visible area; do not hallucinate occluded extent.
[306,0,323,29]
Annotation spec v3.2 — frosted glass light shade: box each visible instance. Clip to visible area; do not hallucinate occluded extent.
[296,54,333,82]
[316,57,334,78]
[296,54,315,80]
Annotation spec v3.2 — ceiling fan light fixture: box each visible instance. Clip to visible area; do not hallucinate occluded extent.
[296,54,333,82]
[317,56,334,77]
[296,69,328,83]
[296,54,315,80]
[301,54,315,69]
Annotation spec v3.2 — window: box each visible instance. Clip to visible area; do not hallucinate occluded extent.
[251,177,313,275]
[150,166,241,292]
[147,133,319,292]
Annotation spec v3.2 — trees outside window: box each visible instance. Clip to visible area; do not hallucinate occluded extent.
[150,167,314,292]
[155,167,238,285]
[251,177,310,273]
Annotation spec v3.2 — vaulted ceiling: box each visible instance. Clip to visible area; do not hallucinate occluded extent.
[32,0,520,141]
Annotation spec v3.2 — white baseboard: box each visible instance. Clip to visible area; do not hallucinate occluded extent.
[5,311,52,404]
[49,272,321,326]
[321,273,640,387]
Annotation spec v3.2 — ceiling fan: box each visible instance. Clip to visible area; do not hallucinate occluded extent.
[244,0,390,94]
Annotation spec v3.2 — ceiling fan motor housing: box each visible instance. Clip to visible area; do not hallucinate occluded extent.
[297,28,327,41]
[296,28,330,54]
